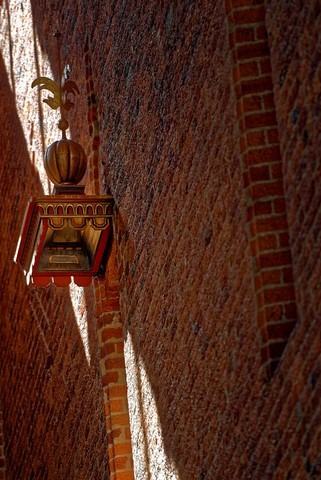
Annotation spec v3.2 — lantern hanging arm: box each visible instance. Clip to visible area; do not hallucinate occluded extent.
[31,29,80,139]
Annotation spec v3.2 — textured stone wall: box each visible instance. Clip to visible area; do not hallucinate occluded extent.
[1,0,321,479]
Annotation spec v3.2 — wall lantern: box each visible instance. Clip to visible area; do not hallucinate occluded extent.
[15,62,113,287]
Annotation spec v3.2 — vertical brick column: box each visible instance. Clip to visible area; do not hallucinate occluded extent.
[0,410,5,480]
[85,43,134,479]
[226,0,297,377]
[95,245,134,480]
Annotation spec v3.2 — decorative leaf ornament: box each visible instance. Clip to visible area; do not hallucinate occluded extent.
[32,77,61,109]
[32,76,80,111]
[61,80,80,111]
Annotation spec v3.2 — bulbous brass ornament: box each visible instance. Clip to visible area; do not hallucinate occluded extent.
[32,62,87,186]
[44,138,87,185]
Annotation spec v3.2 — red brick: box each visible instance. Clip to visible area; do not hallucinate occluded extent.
[234,27,256,43]
[253,215,288,234]
[101,297,120,312]
[116,342,125,354]
[253,200,272,216]
[271,163,283,180]
[233,6,266,25]
[256,25,268,41]
[236,42,270,62]
[245,111,277,129]
[267,128,280,144]
[102,371,120,386]
[108,386,129,399]
[266,321,296,340]
[261,269,282,286]
[264,304,283,323]
[258,250,292,268]
[268,340,288,359]
[111,443,133,456]
[109,399,125,413]
[279,232,290,248]
[246,130,266,147]
[100,312,118,325]
[273,197,286,213]
[241,95,263,114]
[263,286,296,304]
[244,146,281,165]
[282,267,294,283]
[116,472,135,480]
[103,343,116,356]
[101,327,124,342]
[228,0,263,10]
[263,92,275,109]
[109,429,122,441]
[256,233,278,250]
[284,302,297,319]
[114,456,130,470]
[249,165,270,182]
[112,414,132,427]
[105,357,126,370]
[250,181,284,199]
[240,75,273,95]
[239,61,260,79]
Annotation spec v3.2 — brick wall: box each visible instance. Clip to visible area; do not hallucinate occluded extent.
[226,0,297,378]
[266,1,321,332]
[95,245,134,480]
[87,0,321,477]
[1,0,321,479]
[0,2,110,479]
[0,410,5,480]
[87,0,261,477]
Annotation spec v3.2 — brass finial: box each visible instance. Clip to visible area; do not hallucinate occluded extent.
[32,31,87,186]
[31,76,80,114]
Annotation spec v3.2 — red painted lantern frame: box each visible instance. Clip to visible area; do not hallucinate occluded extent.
[15,191,113,287]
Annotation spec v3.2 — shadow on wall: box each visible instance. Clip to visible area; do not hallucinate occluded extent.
[0,10,109,479]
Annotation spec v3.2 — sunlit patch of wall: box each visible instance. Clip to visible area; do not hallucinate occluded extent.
[125,333,179,480]
[69,284,91,364]
[0,0,59,195]
[0,1,95,364]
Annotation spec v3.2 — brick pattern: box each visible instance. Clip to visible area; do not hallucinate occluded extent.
[0,5,109,478]
[0,285,110,480]
[84,40,134,479]
[226,0,297,377]
[1,1,321,480]
[266,1,321,330]
[0,410,5,480]
[95,244,134,480]
[90,1,260,477]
